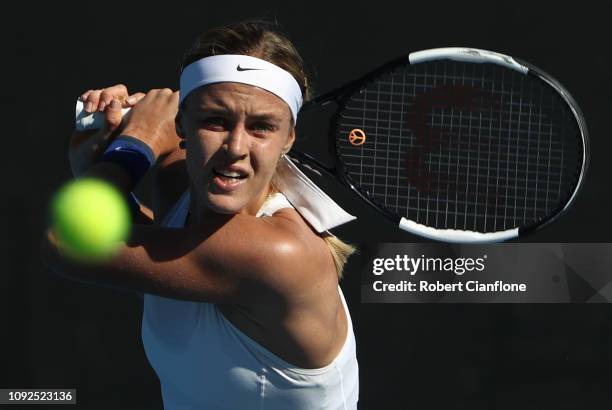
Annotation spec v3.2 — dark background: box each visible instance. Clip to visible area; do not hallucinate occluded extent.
[3,1,612,409]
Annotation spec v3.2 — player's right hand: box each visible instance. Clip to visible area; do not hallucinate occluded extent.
[69,84,146,177]
[76,84,146,137]
[79,84,145,113]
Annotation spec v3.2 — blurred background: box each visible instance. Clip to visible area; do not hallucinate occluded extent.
[2,1,611,408]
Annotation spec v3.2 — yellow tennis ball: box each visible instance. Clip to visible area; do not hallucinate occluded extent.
[50,178,131,262]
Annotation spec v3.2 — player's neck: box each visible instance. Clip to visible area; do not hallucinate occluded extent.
[186,185,271,227]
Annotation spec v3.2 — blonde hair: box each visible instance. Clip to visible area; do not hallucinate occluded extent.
[321,234,357,280]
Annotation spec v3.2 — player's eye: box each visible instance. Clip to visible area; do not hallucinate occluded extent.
[200,117,227,131]
[250,122,276,133]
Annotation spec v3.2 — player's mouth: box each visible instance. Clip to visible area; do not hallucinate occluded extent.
[211,166,249,191]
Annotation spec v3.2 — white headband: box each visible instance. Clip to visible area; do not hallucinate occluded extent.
[179,54,303,123]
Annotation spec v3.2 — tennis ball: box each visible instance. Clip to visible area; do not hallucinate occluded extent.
[50,178,131,262]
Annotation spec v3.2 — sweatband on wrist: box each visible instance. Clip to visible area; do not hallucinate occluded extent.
[99,135,156,186]
[179,54,303,124]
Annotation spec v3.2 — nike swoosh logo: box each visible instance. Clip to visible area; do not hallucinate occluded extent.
[236,64,264,72]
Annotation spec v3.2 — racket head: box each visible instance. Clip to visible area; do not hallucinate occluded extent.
[321,48,588,243]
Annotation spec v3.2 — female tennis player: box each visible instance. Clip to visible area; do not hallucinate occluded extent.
[41,20,359,409]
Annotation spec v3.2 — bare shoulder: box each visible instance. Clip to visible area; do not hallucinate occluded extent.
[270,206,330,260]
[258,207,338,302]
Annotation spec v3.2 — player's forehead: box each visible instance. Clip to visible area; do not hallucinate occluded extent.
[184,82,291,120]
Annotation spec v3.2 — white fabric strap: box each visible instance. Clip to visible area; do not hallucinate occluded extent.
[255,192,293,218]
[275,155,356,233]
[179,55,303,123]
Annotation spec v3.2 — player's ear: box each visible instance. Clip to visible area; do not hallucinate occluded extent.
[281,128,295,155]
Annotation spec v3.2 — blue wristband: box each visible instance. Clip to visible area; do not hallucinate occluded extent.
[99,135,156,185]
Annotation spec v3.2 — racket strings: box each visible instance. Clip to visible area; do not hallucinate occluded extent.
[336,60,583,233]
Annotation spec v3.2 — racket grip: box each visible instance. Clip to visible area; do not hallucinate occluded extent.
[75,99,131,131]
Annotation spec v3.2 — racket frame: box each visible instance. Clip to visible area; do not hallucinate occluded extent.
[290,48,589,243]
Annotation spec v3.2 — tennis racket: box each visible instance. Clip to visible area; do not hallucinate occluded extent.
[75,47,589,243]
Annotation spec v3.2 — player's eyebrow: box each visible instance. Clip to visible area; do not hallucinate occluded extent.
[194,104,282,123]
[247,113,282,124]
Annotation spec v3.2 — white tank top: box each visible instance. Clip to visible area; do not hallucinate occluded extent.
[141,191,359,409]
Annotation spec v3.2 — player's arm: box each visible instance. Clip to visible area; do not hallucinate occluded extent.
[40,208,325,307]
[62,87,189,303]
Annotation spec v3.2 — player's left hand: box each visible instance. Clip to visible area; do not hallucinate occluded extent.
[118,88,182,160]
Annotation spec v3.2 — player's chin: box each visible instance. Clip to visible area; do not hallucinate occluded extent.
[204,187,249,215]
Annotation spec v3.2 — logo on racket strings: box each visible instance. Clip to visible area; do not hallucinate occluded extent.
[348,129,367,146]
[406,85,500,193]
